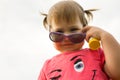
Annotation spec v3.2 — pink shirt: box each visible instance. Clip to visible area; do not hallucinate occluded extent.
[38,48,110,80]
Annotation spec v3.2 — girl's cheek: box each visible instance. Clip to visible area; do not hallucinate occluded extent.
[53,43,62,51]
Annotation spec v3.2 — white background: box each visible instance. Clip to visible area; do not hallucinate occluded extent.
[0,0,120,80]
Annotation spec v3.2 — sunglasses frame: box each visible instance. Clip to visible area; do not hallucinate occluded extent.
[49,32,86,43]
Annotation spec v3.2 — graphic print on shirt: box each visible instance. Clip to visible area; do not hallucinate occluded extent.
[45,49,109,80]
[47,54,100,80]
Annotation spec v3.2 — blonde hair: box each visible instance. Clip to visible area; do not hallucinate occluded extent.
[41,0,97,30]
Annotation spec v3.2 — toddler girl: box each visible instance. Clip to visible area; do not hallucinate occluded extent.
[38,1,120,80]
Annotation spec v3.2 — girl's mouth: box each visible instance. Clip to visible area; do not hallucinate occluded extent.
[64,44,73,46]
[63,44,74,48]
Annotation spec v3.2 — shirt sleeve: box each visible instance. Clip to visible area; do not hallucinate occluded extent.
[38,60,50,80]
[98,48,105,67]
[38,68,46,80]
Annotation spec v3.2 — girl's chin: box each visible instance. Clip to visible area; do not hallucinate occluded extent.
[59,48,82,53]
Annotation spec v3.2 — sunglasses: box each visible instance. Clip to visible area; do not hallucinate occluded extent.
[49,32,86,43]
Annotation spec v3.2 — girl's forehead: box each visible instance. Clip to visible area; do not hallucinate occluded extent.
[50,18,83,31]
[52,16,81,25]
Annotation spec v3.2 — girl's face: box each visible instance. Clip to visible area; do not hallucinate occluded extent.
[50,17,85,53]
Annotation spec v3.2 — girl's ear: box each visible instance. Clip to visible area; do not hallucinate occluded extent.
[41,13,48,30]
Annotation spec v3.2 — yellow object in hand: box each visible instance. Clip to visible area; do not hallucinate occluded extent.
[89,38,100,50]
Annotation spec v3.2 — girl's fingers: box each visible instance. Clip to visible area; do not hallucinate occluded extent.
[82,26,91,33]
[82,26,92,42]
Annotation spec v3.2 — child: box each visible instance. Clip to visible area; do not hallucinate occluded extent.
[38,1,120,80]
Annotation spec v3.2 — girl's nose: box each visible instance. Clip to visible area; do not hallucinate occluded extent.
[62,35,71,43]
[64,36,69,41]
[63,33,71,42]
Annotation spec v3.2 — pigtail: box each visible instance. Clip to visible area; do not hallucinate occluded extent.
[41,13,48,29]
[84,9,98,22]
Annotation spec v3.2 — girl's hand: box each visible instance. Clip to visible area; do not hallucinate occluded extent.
[82,26,106,42]
[83,26,120,79]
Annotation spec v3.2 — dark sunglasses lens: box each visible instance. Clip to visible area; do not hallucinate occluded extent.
[49,32,64,42]
[69,33,86,43]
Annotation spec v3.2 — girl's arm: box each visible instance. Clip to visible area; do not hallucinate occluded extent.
[101,31,120,79]
[82,26,120,79]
